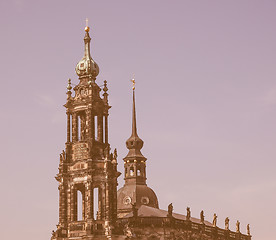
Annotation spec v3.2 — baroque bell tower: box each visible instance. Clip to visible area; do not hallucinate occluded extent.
[52,24,120,240]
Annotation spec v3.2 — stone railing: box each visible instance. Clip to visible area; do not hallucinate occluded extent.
[69,221,85,231]
[117,216,252,240]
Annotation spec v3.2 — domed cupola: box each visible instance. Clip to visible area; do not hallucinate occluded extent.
[75,26,99,79]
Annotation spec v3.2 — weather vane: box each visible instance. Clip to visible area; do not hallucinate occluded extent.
[131,74,135,90]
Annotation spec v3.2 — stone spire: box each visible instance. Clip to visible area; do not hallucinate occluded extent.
[125,86,145,159]
[117,80,159,216]
[75,24,99,80]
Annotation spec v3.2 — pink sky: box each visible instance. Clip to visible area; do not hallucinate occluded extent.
[0,1,275,239]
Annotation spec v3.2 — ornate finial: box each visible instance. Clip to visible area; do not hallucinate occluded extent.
[67,79,72,91]
[103,80,108,93]
[85,18,90,32]
[200,210,205,224]
[247,224,250,236]
[186,207,191,221]
[75,21,99,79]
[225,217,230,230]
[131,74,135,90]
[213,213,217,227]
[103,80,109,103]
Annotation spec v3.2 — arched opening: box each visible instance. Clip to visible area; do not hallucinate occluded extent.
[130,166,134,176]
[78,115,81,141]
[70,114,72,142]
[77,190,83,221]
[95,115,98,140]
[137,168,141,176]
[93,187,99,220]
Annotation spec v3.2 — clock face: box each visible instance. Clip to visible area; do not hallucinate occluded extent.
[123,196,132,205]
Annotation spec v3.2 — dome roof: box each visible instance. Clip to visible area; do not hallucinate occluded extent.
[75,28,99,79]
[117,184,159,217]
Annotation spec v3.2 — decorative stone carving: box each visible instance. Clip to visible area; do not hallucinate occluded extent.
[186,207,191,221]
[236,220,240,232]
[213,213,217,227]
[247,224,250,236]
[168,203,173,217]
[200,210,205,224]
[225,217,230,230]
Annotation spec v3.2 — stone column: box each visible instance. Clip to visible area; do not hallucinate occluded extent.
[67,112,71,143]
[58,184,63,224]
[98,185,103,219]
[104,115,108,144]
[86,109,91,140]
[72,113,78,142]
[71,185,77,221]
[91,113,95,140]
[105,181,110,221]
[97,115,103,142]
[67,184,71,224]
[80,114,85,141]
[82,189,85,220]
[85,181,92,220]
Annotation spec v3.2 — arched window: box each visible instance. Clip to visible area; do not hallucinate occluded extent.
[130,166,134,176]
[77,190,83,221]
[93,187,99,220]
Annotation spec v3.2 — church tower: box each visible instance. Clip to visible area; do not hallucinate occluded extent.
[117,80,159,217]
[52,25,120,240]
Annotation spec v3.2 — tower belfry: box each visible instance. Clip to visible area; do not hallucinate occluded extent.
[52,25,120,240]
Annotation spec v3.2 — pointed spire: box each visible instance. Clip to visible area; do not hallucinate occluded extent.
[125,78,144,158]
[131,85,138,138]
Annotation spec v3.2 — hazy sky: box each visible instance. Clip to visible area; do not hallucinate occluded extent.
[0,1,275,239]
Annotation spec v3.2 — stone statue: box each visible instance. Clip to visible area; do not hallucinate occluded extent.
[114,148,117,160]
[236,220,240,232]
[225,217,229,230]
[168,203,173,216]
[186,207,191,220]
[200,210,204,224]
[247,224,250,235]
[60,150,66,163]
[212,213,217,227]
